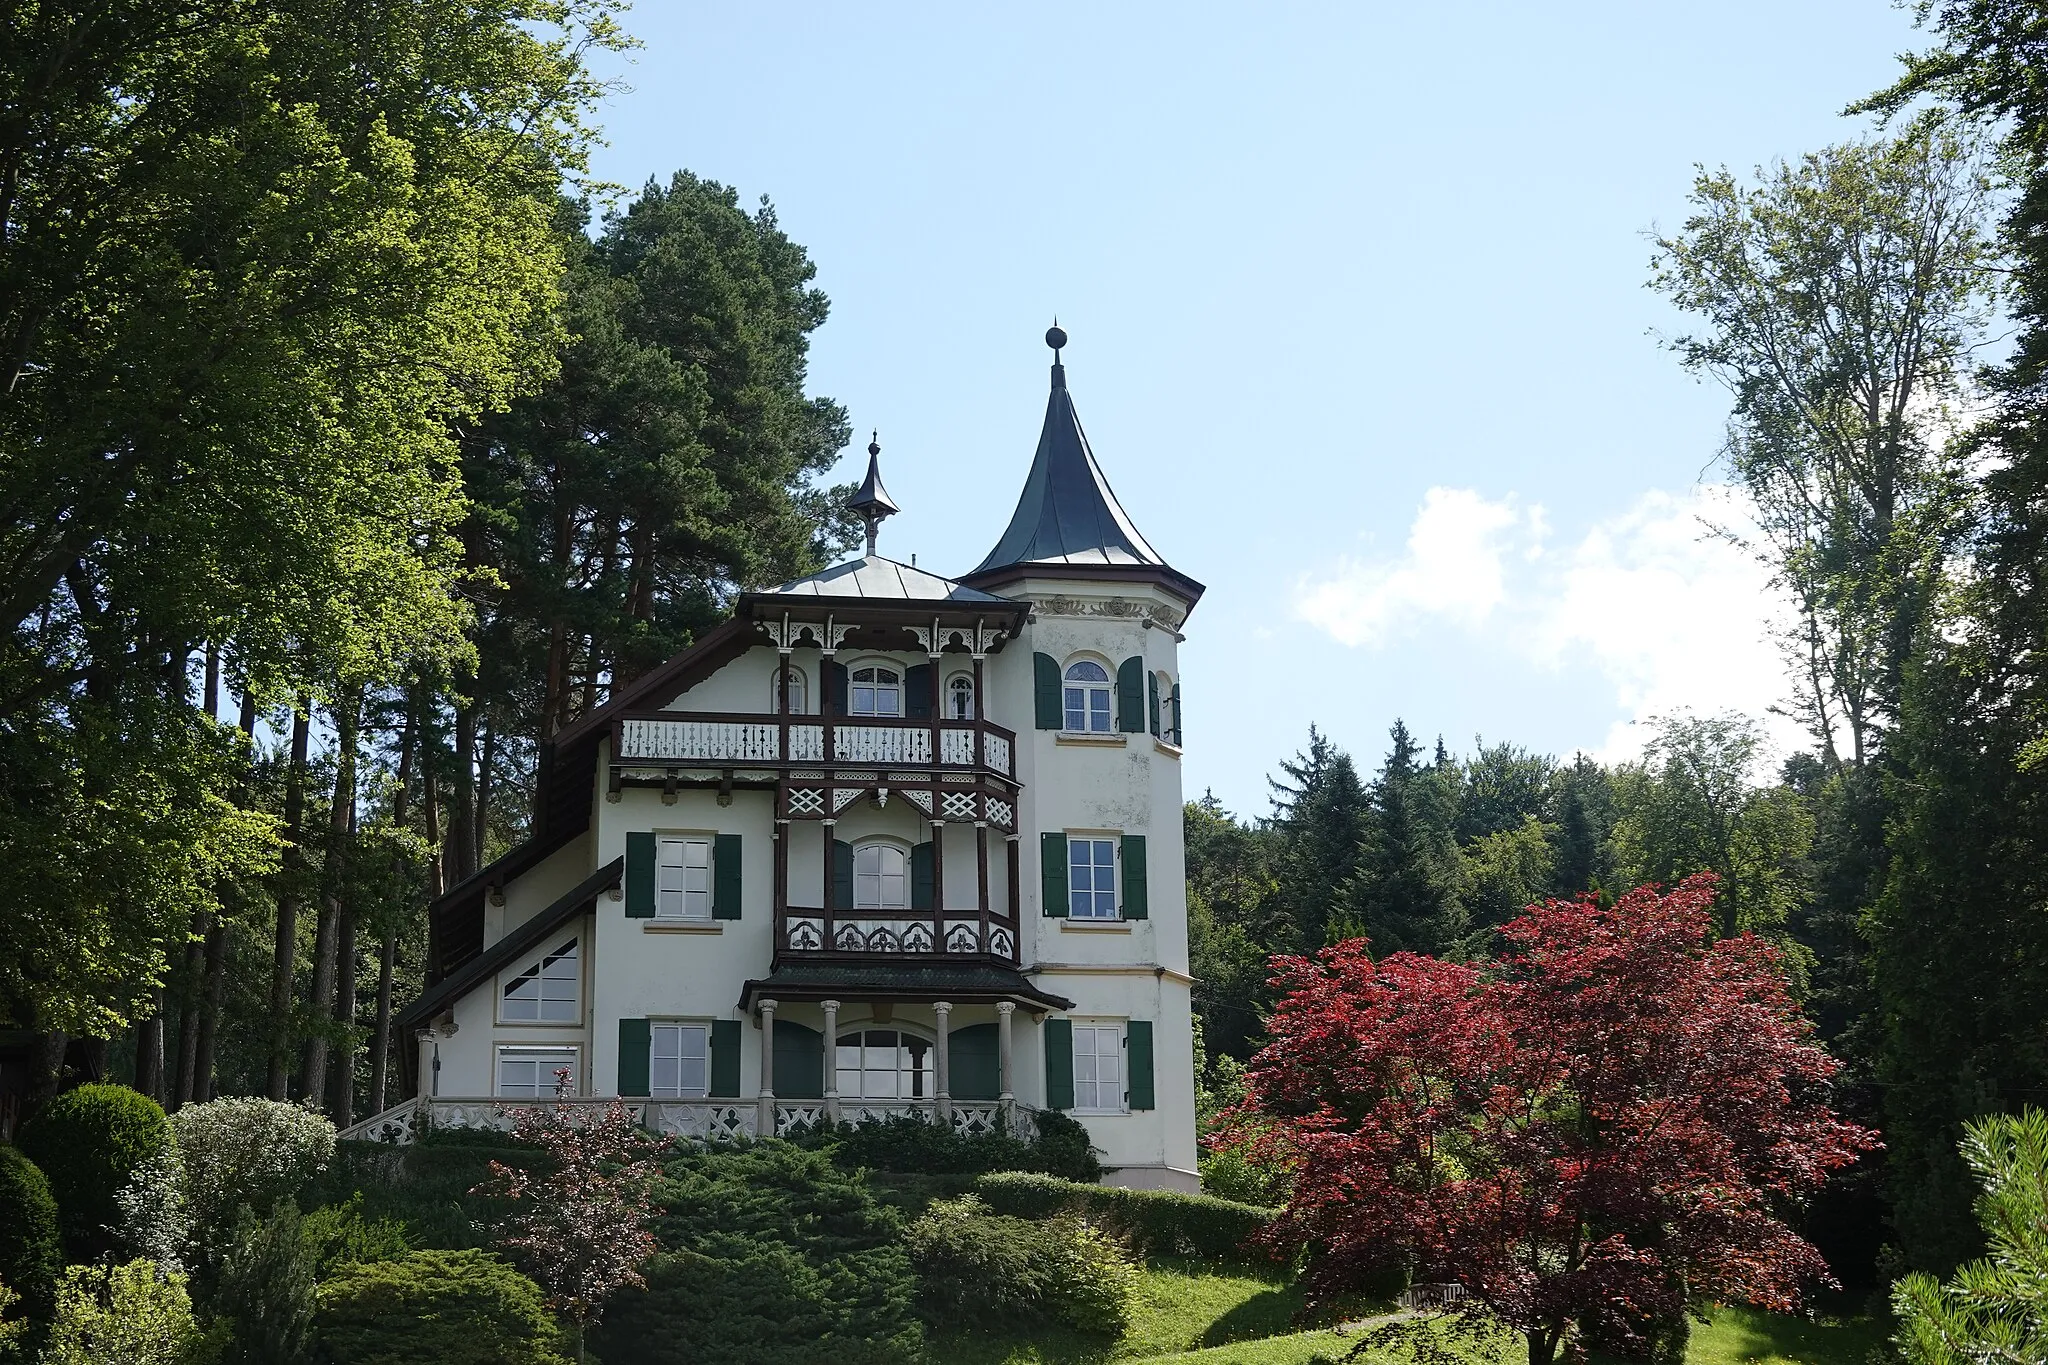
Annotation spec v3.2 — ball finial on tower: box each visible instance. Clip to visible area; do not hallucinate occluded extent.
[1045,322,1067,353]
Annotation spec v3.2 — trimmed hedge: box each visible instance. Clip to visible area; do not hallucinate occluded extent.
[970,1172,1280,1264]
[787,1108,1102,1183]
[16,1084,172,1262]
[0,1145,59,1362]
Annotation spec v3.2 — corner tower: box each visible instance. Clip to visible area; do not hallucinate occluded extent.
[964,327,1202,1191]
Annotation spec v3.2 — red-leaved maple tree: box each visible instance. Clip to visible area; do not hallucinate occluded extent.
[472,1073,660,1364]
[1229,874,1876,1365]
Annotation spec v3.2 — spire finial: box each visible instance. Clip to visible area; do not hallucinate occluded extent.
[847,430,900,557]
[1046,320,1067,390]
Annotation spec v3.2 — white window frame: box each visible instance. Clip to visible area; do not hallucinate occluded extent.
[650,1021,711,1099]
[495,1045,580,1099]
[773,665,809,716]
[500,938,580,1024]
[853,840,910,911]
[1067,835,1119,920]
[1070,1021,1127,1115]
[834,1026,934,1101]
[848,660,903,717]
[946,672,976,721]
[1063,658,1113,733]
[656,834,714,922]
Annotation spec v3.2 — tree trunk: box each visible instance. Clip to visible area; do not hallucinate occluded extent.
[267,701,312,1101]
[194,917,227,1102]
[475,714,495,873]
[134,997,163,1101]
[301,694,359,1110]
[450,698,478,885]
[328,890,357,1126]
[368,927,397,1115]
[172,911,207,1108]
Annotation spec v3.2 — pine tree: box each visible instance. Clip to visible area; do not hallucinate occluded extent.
[1267,729,1371,953]
[1344,721,1466,956]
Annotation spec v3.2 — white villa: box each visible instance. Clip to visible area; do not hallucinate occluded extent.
[352,327,1203,1191]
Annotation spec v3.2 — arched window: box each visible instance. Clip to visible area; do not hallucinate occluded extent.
[947,674,975,721]
[835,1027,932,1099]
[850,663,902,716]
[854,842,909,910]
[1063,659,1112,733]
[773,665,808,715]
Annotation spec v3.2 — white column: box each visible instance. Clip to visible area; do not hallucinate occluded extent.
[996,1002,1016,1127]
[821,999,841,1124]
[416,1029,438,1101]
[933,1001,953,1123]
[757,998,778,1136]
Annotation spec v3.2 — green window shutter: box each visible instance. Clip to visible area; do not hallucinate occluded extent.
[1148,671,1161,737]
[617,1018,651,1097]
[832,839,854,910]
[1040,832,1069,918]
[1033,652,1061,730]
[1116,656,1145,732]
[1170,683,1182,745]
[949,1023,1000,1101]
[1045,1018,1074,1110]
[625,832,656,919]
[825,660,849,714]
[1121,834,1148,920]
[911,841,935,910]
[773,1021,824,1100]
[1126,1021,1155,1110]
[713,833,743,920]
[906,663,933,720]
[709,1019,741,1098]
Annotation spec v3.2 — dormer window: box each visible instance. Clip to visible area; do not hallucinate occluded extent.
[948,674,975,721]
[1063,660,1112,733]
[850,665,902,717]
[502,939,579,1022]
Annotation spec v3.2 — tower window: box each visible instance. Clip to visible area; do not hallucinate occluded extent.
[1063,660,1112,732]
[1067,837,1118,919]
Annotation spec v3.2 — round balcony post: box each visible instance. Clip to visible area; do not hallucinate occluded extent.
[934,1001,953,1124]
[996,1002,1016,1127]
[757,998,778,1136]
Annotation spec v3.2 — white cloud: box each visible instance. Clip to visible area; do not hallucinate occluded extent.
[1295,484,1800,765]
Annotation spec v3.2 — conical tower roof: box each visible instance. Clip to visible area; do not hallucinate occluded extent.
[962,327,1203,608]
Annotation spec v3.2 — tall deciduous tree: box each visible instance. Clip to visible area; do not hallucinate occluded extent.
[1235,875,1875,1365]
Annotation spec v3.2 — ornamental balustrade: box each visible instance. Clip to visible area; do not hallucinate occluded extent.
[614,711,1015,777]
[778,903,1019,964]
[336,1095,1026,1146]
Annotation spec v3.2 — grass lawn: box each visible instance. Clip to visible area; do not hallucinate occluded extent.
[1686,1305,1888,1365]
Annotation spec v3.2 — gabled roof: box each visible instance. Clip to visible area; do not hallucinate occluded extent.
[403,857,625,1030]
[962,338,1204,609]
[765,553,1014,604]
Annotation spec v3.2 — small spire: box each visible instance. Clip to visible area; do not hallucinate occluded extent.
[1046,320,1067,391]
[847,430,899,556]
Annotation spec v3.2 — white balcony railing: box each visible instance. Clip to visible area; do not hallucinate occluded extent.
[614,714,1013,777]
[336,1095,1027,1146]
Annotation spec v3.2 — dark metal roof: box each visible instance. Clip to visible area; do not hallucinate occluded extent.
[738,961,1073,1014]
[765,554,1015,604]
[847,437,899,521]
[966,348,1179,580]
[401,857,624,1030]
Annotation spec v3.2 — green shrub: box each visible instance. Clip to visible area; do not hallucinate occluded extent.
[168,1098,335,1258]
[212,1203,315,1365]
[0,1145,59,1361]
[650,1141,904,1259]
[1200,1141,1294,1206]
[313,1250,567,1365]
[298,1196,409,1277]
[16,1084,173,1261]
[971,1171,1280,1264]
[589,1246,920,1365]
[43,1259,219,1365]
[902,1195,1138,1336]
[310,1140,535,1252]
[786,1108,1100,1182]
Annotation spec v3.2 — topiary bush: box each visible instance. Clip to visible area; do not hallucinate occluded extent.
[971,1171,1280,1265]
[169,1098,336,1260]
[43,1259,220,1365]
[16,1084,173,1261]
[0,1145,59,1363]
[903,1195,1137,1335]
[313,1250,567,1365]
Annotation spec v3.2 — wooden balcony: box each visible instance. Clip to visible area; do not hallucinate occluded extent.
[775,902,1020,965]
[611,710,1016,779]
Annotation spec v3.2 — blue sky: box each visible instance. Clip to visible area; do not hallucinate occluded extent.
[583,2,1926,818]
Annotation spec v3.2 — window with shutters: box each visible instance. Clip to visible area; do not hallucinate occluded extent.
[1067,837,1118,919]
[501,939,579,1022]
[650,1023,711,1098]
[495,1046,579,1098]
[947,673,975,720]
[849,662,902,716]
[772,665,808,715]
[835,1028,932,1099]
[1063,659,1113,732]
[1071,1023,1125,1113]
[1153,671,1178,743]
[854,841,909,910]
[656,836,713,921]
